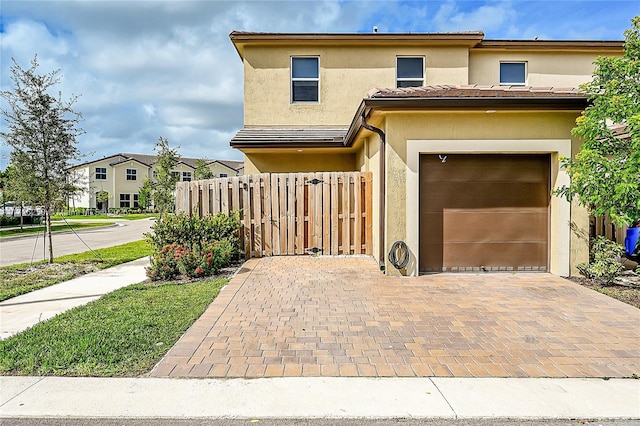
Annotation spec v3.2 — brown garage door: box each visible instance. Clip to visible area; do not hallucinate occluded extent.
[419,154,550,273]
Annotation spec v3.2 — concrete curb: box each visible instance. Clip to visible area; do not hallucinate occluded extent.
[1,377,638,419]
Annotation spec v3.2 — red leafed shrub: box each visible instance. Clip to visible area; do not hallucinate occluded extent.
[145,212,239,281]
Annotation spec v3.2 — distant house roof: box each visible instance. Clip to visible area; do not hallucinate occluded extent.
[209,159,245,170]
[73,153,244,171]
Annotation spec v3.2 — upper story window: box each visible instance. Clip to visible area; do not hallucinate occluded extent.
[396,57,425,88]
[95,167,106,180]
[183,171,191,182]
[219,173,228,178]
[126,169,137,181]
[500,62,527,85]
[291,57,319,103]
[171,171,180,180]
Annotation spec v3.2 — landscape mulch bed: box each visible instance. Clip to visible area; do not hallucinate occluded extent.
[568,270,640,309]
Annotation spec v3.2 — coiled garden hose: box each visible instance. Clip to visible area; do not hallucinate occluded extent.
[388,240,410,270]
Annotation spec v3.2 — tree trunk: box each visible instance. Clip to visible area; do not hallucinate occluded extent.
[19,203,24,231]
[46,208,54,263]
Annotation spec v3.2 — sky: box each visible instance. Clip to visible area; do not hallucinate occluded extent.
[0,0,638,169]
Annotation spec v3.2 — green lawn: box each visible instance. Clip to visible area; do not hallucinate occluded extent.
[0,222,114,237]
[0,277,227,376]
[50,213,159,221]
[0,240,153,302]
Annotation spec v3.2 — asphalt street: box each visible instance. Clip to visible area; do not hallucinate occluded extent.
[0,218,154,266]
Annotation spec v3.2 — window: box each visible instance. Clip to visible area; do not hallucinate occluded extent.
[219,173,228,178]
[291,57,319,102]
[119,193,131,208]
[95,167,106,180]
[183,172,191,182]
[396,57,424,88]
[500,62,526,85]
[171,171,180,180]
[126,169,137,181]
[133,194,139,208]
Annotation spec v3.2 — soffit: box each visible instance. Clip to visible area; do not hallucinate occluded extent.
[475,39,623,52]
[230,31,485,59]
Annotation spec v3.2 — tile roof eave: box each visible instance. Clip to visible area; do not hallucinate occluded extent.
[362,96,589,110]
[344,92,590,147]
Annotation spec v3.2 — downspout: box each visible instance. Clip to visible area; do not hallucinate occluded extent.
[360,110,386,271]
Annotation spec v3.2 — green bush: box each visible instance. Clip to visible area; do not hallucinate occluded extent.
[145,212,239,281]
[1,216,20,226]
[577,236,625,284]
[145,212,240,256]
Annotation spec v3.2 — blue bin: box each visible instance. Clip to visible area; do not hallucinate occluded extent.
[625,227,640,256]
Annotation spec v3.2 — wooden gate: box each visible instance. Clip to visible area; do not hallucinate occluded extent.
[175,172,373,258]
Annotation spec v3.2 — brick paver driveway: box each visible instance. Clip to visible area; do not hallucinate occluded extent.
[151,256,640,378]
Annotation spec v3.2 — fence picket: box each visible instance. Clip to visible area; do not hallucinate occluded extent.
[176,172,372,259]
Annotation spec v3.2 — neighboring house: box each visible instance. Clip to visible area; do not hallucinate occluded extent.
[70,153,243,211]
[228,30,623,277]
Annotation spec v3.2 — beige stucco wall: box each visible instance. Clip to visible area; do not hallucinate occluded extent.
[243,151,357,174]
[71,158,241,209]
[209,163,239,177]
[242,44,615,128]
[362,110,588,277]
[242,44,470,126]
[469,51,612,87]
[113,161,151,207]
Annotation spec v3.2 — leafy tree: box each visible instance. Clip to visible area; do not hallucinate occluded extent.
[0,55,85,262]
[152,136,180,215]
[0,168,8,205]
[4,151,40,229]
[138,178,153,210]
[194,158,214,180]
[556,17,640,227]
[96,190,109,213]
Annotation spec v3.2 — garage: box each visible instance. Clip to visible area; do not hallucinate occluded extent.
[419,154,550,273]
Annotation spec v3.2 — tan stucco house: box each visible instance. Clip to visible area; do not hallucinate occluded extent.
[228,30,623,277]
[70,153,243,211]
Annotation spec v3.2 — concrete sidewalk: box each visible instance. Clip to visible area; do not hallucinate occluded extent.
[1,257,639,420]
[0,257,149,339]
[1,376,639,419]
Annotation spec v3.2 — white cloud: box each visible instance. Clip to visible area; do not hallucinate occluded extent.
[432,0,517,33]
[0,0,635,169]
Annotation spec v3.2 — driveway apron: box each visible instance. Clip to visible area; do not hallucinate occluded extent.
[150,256,640,378]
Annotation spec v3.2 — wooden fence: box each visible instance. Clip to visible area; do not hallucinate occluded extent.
[175,172,373,258]
[592,214,629,245]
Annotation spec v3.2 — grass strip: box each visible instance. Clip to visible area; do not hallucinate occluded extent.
[0,222,113,237]
[0,240,152,302]
[0,277,227,376]
[50,213,159,221]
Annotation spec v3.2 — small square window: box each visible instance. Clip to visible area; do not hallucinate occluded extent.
[95,167,106,180]
[183,171,191,182]
[396,57,424,88]
[219,173,228,178]
[500,62,526,85]
[291,57,319,103]
[119,193,131,208]
[126,169,137,181]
